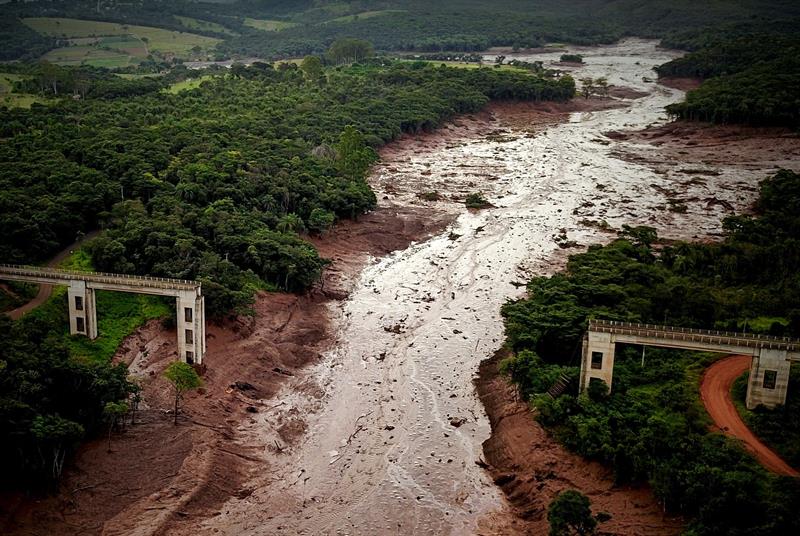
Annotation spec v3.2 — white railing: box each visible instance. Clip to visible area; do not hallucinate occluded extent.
[0,264,200,291]
[589,319,800,352]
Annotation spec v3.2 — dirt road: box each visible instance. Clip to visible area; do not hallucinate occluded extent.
[700,355,799,477]
[5,230,99,320]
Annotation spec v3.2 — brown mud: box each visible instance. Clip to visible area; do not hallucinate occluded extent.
[476,349,684,535]
[656,77,702,92]
[607,121,800,170]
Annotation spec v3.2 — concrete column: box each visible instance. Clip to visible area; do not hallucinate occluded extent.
[580,331,616,393]
[67,280,96,339]
[746,348,790,409]
[86,287,98,339]
[176,289,205,365]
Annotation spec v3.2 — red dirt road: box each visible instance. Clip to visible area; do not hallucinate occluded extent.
[700,355,799,477]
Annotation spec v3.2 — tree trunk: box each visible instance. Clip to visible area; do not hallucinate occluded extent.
[174,390,179,425]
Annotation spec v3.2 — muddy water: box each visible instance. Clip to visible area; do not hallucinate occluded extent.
[208,39,776,535]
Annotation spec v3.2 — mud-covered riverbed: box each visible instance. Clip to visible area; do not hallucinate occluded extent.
[202,39,792,535]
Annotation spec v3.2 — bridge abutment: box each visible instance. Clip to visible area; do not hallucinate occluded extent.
[580,331,615,393]
[177,289,205,365]
[746,349,790,409]
[2,264,206,366]
[68,280,97,339]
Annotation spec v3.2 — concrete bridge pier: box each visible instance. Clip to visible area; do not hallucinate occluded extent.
[580,331,616,393]
[177,289,205,365]
[68,280,97,339]
[746,349,790,409]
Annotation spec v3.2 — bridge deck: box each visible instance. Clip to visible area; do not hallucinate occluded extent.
[0,264,200,293]
[589,319,800,354]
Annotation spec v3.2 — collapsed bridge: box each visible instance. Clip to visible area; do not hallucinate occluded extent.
[581,319,800,409]
[0,264,206,365]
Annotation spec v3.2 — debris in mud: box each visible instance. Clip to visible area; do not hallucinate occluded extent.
[231,381,257,392]
[494,473,517,486]
[272,367,294,376]
[448,232,462,241]
[449,417,467,427]
[383,324,406,334]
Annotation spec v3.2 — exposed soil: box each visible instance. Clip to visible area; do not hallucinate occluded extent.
[699,355,799,477]
[476,349,684,535]
[607,120,800,170]
[657,77,702,92]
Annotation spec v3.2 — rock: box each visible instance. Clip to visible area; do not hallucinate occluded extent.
[450,417,466,427]
[494,473,517,486]
[231,381,257,391]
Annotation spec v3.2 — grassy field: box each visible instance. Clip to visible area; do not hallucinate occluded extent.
[325,9,406,24]
[23,17,221,60]
[0,73,46,109]
[174,15,237,36]
[165,75,216,93]
[0,72,25,92]
[42,45,136,68]
[243,18,298,32]
[402,59,528,72]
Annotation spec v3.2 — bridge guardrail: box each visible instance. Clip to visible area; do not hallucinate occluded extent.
[0,264,200,291]
[589,319,800,352]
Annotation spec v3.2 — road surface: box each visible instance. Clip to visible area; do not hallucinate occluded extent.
[700,355,799,477]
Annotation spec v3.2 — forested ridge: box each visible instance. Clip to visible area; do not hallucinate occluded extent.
[657,22,800,127]
[3,0,800,60]
[500,170,800,535]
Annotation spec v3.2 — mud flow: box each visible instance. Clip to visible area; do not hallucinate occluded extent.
[203,39,793,535]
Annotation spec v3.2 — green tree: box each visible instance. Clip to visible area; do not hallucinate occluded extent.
[300,55,324,83]
[30,415,84,481]
[308,208,335,235]
[277,213,306,234]
[327,38,374,65]
[163,361,203,425]
[103,401,129,452]
[336,125,377,181]
[548,490,598,536]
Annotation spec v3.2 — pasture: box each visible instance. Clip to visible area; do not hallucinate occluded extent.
[325,10,406,24]
[243,18,298,32]
[23,17,221,59]
[174,15,237,36]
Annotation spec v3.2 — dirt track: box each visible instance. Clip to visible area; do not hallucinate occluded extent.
[6,231,99,320]
[699,355,799,477]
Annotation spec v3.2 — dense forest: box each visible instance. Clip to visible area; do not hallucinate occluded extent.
[500,170,800,535]
[658,23,800,127]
